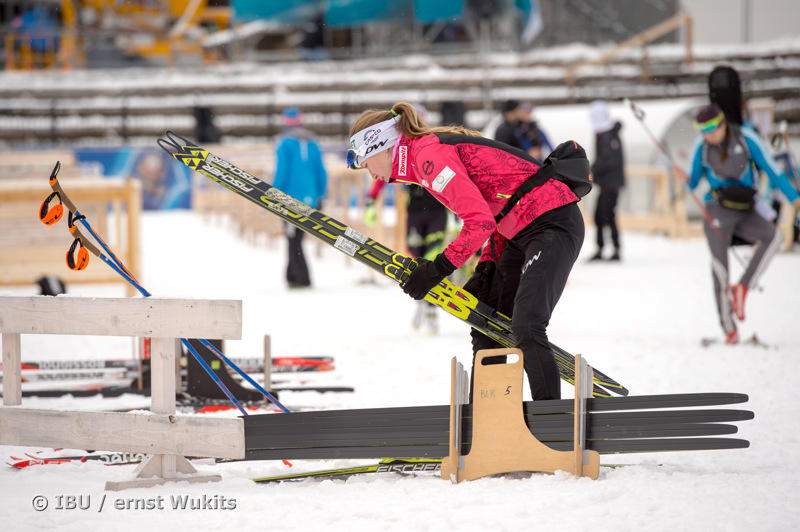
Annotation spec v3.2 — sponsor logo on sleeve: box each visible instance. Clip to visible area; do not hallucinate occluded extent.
[422,160,434,175]
[398,146,408,176]
[431,166,455,193]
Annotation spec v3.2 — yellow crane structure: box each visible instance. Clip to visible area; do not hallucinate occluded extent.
[4,0,231,70]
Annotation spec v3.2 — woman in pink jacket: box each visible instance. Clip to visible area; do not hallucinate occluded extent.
[347,102,591,400]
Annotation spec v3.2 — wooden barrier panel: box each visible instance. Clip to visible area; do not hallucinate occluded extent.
[0,296,241,339]
[0,178,141,295]
[0,409,244,459]
[0,295,245,490]
[0,150,78,179]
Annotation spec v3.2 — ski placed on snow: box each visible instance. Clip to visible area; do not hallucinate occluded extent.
[7,451,148,469]
[158,131,627,397]
[253,457,442,483]
[251,457,659,483]
[3,356,334,375]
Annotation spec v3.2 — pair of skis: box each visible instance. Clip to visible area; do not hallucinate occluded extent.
[241,392,751,461]
[158,131,629,398]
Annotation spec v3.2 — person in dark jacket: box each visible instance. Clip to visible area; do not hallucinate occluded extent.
[494,101,553,160]
[520,103,554,160]
[588,100,625,261]
[273,108,328,288]
[493,100,528,151]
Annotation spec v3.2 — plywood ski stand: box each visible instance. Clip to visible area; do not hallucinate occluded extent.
[441,348,600,483]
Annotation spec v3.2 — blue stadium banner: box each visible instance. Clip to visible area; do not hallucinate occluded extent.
[232,0,320,23]
[413,0,463,23]
[324,0,411,28]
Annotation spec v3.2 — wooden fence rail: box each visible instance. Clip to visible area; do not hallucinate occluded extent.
[0,296,245,491]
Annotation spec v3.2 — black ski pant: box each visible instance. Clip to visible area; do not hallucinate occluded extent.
[407,207,448,260]
[594,186,620,251]
[285,224,311,287]
[471,202,584,400]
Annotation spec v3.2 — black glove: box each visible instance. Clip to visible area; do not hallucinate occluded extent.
[462,261,496,302]
[401,253,456,300]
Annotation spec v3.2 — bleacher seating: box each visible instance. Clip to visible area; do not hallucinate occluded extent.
[1,40,799,146]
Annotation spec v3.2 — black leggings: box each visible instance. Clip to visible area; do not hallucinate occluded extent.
[471,202,584,400]
[594,186,620,250]
[285,224,310,287]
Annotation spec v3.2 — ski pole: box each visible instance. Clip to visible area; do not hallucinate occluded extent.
[71,217,250,416]
[39,163,286,415]
[70,211,289,414]
[81,222,289,413]
[624,98,722,228]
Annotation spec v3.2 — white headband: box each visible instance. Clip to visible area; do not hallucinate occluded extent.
[347,116,400,169]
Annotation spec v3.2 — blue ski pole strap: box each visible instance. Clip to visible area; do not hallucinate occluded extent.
[182,339,248,416]
[199,338,289,413]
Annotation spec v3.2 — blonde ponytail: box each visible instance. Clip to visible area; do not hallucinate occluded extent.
[349,101,481,139]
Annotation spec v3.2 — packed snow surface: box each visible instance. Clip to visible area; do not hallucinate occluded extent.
[1,210,799,531]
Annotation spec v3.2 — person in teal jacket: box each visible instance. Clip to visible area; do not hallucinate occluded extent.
[273,108,328,288]
[674,103,800,344]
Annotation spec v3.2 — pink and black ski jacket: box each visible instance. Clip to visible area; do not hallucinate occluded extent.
[387,133,579,267]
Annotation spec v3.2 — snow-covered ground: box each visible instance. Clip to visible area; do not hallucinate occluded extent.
[2,210,799,531]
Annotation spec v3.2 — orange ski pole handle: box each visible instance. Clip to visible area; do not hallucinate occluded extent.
[38,191,64,225]
[66,237,89,271]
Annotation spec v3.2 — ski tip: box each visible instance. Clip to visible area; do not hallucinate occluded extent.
[157,137,179,154]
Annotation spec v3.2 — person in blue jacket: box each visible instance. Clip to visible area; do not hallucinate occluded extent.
[674,103,800,344]
[272,108,328,288]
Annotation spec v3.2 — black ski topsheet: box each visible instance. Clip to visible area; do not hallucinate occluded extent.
[241,392,752,460]
[157,131,627,397]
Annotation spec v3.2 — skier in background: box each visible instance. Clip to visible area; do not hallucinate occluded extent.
[347,102,592,400]
[273,107,328,288]
[588,100,625,261]
[673,104,800,344]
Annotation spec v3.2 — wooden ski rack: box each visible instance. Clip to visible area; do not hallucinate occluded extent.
[442,348,600,483]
